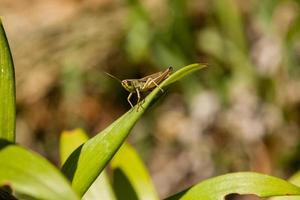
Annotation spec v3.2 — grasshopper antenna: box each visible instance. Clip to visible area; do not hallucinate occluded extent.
[104,72,122,83]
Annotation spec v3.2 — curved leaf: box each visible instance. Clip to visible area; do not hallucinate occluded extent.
[83,172,116,200]
[59,129,116,200]
[289,171,300,186]
[60,128,89,165]
[0,140,79,200]
[165,172,300,200]
[61,63,206,197]
[111,142,159,200]
[0,19,16,142]
[270,171,300,200]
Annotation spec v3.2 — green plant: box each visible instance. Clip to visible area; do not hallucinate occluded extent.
[1,19,300,200]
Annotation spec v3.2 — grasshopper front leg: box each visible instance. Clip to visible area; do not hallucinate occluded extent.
[136,88,141,111]
[136,88,144,111]
[127,92,134,108]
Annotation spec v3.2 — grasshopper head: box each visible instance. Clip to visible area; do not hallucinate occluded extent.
[121,80,135,92]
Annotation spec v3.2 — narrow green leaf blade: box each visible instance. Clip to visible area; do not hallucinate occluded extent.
[111,142,159,200]
[165,172,300,200]
[0,19,16,142]
[61,63,206,197]
[59,129,116,200]
[0,140,79,200]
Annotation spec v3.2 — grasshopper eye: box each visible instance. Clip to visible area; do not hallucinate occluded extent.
[122,80,130,86]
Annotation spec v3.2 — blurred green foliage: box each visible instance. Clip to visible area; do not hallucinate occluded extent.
[1,0,300,198]
[122,0,300,189]
[53,0,300,196]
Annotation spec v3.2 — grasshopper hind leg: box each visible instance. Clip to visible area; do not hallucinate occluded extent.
[143,78,164,93]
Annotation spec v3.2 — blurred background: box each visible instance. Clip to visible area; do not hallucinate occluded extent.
[1,0,300,199]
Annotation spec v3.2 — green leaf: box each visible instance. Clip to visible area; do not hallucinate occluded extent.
[126,1,151,63]
[60,128,89,165]
[111,142,159,200]
[61,63,206,197]
[59,128,116,200]
[165,172,300,200]
[270,171,300,200]
[0,140,79,200]
[0,19,16,142]
[255,0,280,30]
[83,172,116,200]
[289,171,300,187]
[213,0,247,52]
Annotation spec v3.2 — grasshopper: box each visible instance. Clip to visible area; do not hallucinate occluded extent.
[105,67,173,110]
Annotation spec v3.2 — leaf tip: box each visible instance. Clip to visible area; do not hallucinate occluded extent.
[198,62,208,68]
